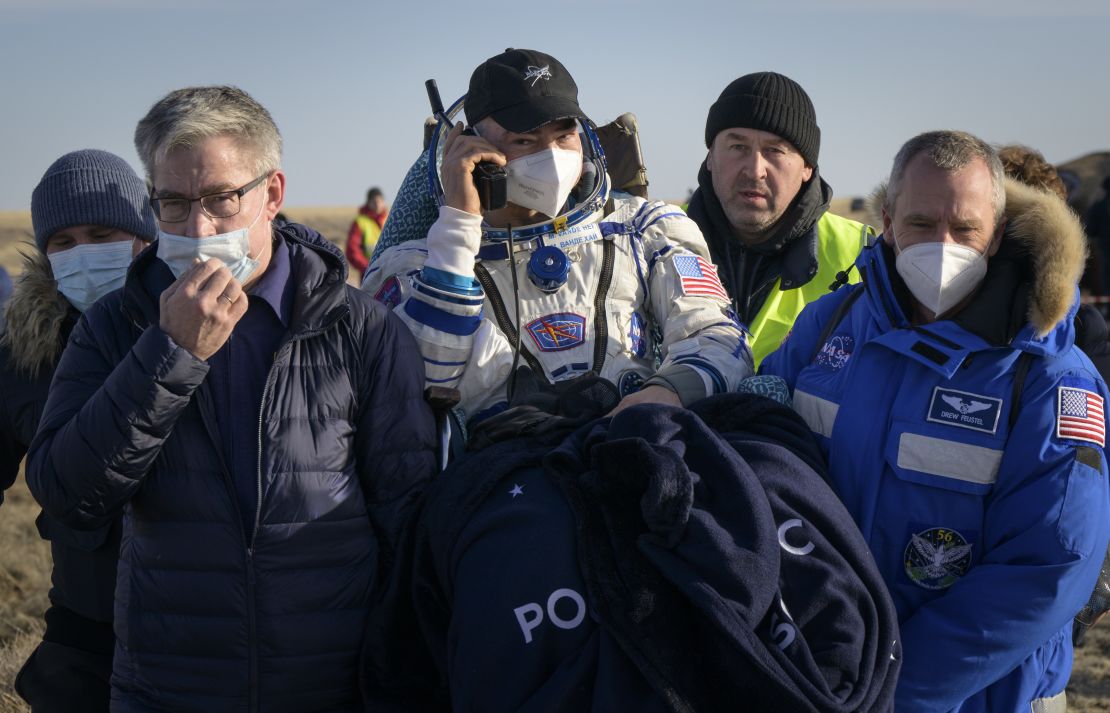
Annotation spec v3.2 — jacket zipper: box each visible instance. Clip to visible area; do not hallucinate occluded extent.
[591,238,616,375]
[246,307,347,713]
[245,548,258,713]
[245,349,274,713]
[474,262,544,375]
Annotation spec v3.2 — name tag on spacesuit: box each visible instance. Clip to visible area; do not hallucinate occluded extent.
[544,222,604,252]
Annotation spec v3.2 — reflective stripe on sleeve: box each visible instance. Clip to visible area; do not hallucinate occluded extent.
[1030,691,1066,713]
[793,390,839,438]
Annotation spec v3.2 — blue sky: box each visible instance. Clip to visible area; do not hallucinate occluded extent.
[1,0,1107,211]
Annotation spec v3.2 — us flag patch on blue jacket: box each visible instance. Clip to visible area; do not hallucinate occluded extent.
[1057,383,1105,446]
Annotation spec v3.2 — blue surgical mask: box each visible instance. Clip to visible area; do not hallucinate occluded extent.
[155,198,265,283]
[48,240,134,312]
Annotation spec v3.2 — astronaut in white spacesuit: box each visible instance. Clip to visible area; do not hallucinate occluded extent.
[364,48,752,424]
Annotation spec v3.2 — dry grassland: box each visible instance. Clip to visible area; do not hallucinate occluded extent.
[0,207,1107,711]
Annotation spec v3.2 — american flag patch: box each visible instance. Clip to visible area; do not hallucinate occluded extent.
[1057,386,1106,447]
[673,254,729,302]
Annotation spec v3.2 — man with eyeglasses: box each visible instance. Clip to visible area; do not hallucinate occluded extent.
[27,85,436,712]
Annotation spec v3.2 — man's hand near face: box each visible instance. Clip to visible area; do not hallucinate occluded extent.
[159,258,248,360]
[441,123,507,217]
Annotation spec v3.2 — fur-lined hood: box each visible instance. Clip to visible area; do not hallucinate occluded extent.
[0,246,72,378]
[869,177,1087,338]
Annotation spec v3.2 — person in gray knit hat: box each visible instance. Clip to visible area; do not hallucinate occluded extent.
[2,149,154,713]
[685,71,873,367]
[30,148,157,312]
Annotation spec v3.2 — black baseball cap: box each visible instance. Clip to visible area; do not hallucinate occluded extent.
[464,48,589,133]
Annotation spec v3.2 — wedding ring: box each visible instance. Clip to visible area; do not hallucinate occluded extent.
[220,294,235,305]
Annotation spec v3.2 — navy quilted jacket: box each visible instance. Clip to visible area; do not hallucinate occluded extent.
[27,223,436,713]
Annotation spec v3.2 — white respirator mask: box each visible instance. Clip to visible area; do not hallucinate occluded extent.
[504,147,583,218]
[894,237,988,317]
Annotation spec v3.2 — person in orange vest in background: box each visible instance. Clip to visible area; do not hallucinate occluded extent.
[346,187,389,279]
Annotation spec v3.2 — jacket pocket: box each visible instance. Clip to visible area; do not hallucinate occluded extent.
[1056,455,1109,555]
[35,511,112,552]
[884,420,1004,496]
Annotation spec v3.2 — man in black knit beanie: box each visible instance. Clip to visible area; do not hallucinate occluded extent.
[687,71,872,367]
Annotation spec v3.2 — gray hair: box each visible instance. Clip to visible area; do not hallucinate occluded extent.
[884,130,1006,225]
[134,86,282,181]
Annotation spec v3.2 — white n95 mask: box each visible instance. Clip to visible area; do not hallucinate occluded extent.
[48,241,133,312]
[895,240,988,317]
[505,147,582,218]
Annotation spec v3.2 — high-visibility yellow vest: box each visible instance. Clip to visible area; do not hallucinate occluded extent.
[356,213,384,255]
[748,212,873,367]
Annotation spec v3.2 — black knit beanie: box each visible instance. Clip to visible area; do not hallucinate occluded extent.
[704,72,820,167]
[31,149,157,252]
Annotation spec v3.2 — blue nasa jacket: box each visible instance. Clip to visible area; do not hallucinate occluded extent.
[762,179,1110,713]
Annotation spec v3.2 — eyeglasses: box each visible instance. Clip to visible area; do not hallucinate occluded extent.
[150,174,269,223]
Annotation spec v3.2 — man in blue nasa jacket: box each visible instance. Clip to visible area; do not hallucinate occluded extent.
[763,130,1110,712]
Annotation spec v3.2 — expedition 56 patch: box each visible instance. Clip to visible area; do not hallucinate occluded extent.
[904,527,973,590]
[927,387,1002,435]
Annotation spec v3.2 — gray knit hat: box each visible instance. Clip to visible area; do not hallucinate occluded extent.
[31,149,157,251]
[704,72,820,167]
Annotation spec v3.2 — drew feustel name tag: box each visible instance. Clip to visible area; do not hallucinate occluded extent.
[926,387,1002,435]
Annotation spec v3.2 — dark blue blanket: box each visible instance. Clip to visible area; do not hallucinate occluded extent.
[362,393,900,712]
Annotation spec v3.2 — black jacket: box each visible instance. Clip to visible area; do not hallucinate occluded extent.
[28,223,437,713]
[686,161,833,323]
[0,252,121,633]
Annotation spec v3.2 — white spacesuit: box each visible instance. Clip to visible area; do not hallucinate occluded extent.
[365,180,752,422]
[363,51,751,423]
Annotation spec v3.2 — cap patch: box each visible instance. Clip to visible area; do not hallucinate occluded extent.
[523,65,552,86]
